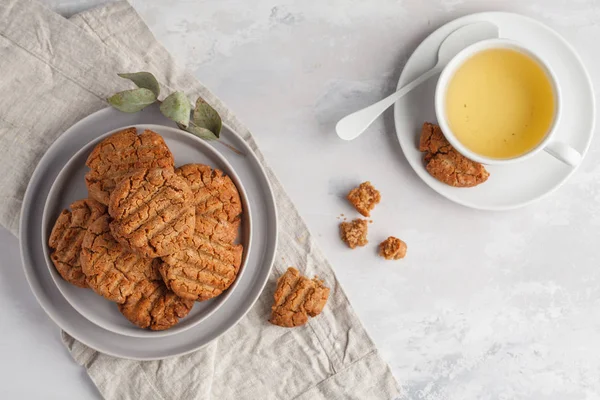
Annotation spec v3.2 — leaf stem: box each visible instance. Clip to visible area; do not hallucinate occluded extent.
[216,139,245,156]
[130,90,245,155]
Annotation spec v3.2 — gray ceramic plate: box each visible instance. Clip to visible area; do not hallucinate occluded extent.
[20,105,278,360]
[41,124,253,338]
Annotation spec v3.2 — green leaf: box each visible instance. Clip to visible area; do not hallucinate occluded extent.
[118,72,160,97]
[193,98,222,138]
[107,88,157,113]
[160,92,191,127]
[179,122,219,140]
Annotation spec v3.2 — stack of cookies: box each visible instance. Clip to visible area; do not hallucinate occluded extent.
[48,127,244,331]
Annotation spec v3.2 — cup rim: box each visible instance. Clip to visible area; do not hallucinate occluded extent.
[435,38,561,165]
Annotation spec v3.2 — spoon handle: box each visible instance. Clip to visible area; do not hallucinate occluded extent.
[336,66,441,141]
[544,141,582,167]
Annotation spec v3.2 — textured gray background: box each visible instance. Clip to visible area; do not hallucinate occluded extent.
[2,0,600,399]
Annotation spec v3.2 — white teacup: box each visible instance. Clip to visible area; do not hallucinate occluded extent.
[435,39,581,167]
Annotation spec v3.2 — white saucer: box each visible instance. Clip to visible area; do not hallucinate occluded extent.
[394,12,595,210]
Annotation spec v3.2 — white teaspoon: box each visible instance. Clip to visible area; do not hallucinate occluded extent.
[335,21,500,141]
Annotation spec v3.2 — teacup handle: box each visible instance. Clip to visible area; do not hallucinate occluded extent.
[544,141,582,167]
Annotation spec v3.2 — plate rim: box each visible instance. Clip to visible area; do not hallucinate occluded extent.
[393,11,596,211]
[19,107,279,360]
[40,123,254,338]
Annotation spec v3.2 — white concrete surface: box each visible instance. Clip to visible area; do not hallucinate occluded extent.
[2,0,600,398]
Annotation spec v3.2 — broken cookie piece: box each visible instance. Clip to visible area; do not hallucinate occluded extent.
[340,219,368,249]
[419,122,489,187]
[419,122,453,154]
[347,181,381,217]
[270,267,330,327]
[379,236,407,260]
[425,150,490,187]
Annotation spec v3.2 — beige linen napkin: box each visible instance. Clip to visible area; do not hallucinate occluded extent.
[0,1,400,398]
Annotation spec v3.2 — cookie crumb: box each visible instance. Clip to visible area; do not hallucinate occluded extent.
[347,182,381,217]
[270,267,330,327]
[379,236,407,260]
[340,219,368,249]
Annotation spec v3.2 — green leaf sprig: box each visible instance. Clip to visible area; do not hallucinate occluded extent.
[108,72,241,154]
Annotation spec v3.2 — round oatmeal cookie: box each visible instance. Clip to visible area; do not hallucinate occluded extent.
[48,199,106,288]
[160,233,243,301]
[80,215,162,303]
[108,168,195,258]
[176,164,242,244]
[118,278,194,331]
[85,127,174,205]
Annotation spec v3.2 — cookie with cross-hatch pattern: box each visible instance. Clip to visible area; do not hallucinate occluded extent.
[80,215,193,330]
[108,167,195,258]
[176,163,242,244]
[80,215,162,303]
[269,267,330,327]
[118,278,194,331]
[159,233,243,301]
[85,127,174,205]
[48,198,106,288]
